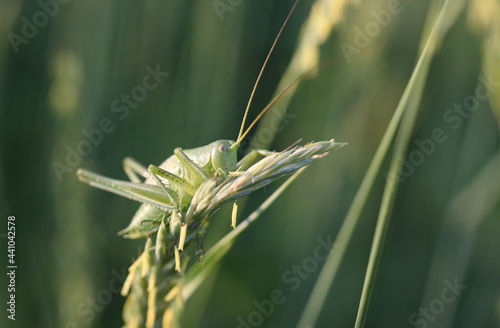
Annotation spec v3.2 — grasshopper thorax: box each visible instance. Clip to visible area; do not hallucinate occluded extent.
[210,140,238,172]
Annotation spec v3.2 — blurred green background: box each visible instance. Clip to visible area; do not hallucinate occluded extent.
[1,0,499,327]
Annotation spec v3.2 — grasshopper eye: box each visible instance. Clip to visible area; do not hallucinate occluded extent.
[218,144,227,153]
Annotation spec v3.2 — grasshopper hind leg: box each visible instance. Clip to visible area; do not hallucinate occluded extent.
[123,157,148,183]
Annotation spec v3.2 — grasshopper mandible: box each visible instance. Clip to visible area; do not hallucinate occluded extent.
[77,0,344,244]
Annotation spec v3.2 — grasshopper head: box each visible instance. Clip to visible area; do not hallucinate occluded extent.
[211,140,238,172]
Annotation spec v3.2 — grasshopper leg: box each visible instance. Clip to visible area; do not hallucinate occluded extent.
[123,157,148,183]
[174,148,208,185]
[146,165,183,205]
[148,165,197,197]
[76,169,174,211]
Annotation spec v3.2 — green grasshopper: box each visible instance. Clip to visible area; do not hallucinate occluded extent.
[77,79,292,239]
[77,0,344,243]
[77,138,272,238]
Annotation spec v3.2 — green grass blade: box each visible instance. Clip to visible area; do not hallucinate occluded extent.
[296,1,466,327]
[296,72,406,328]
[354,1,465,327]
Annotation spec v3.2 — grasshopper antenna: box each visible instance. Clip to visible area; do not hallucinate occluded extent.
[233,0,300,149]
[241,50,353,144]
